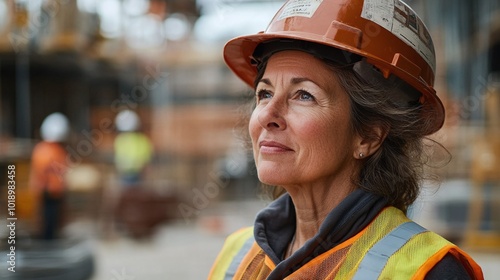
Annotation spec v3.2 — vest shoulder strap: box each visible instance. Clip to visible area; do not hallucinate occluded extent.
[352,221,427,279]
[225,232,255,279]
[208,227,254,280]
[349,207,483,280]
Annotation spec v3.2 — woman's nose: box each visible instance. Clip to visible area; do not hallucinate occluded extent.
[257,98,287,130]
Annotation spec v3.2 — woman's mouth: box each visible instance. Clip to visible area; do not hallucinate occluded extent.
[259,140,294,153]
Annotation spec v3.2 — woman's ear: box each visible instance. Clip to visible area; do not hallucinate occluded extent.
[353,124,388,159]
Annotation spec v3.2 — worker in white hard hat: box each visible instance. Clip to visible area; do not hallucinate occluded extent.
[29,112,70,239]
[113,109,153,188]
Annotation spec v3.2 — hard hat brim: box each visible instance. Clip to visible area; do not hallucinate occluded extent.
[223,32,445,135]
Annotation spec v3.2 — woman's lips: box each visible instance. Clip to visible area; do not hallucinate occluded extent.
[259,140,294,154]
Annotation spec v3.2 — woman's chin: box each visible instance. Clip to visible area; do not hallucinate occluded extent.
[257,171,290,186]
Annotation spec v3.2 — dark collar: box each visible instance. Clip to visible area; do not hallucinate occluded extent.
[253,189,388,279]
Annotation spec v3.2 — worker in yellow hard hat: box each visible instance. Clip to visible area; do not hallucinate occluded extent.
[209,0,483,279]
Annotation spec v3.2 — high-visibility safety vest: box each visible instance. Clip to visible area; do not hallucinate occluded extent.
[209,207,483,279]
[29,141,68,197]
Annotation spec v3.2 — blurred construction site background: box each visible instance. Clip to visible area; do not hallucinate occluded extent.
[0,0,499,279]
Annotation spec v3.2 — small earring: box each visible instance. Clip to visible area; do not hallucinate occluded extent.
[359,152,364,158]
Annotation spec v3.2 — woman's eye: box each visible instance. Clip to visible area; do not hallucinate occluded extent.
[297,90,315,101]
[256,89,272,100]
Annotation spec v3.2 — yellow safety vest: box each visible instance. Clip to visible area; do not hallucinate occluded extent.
[114,132,153,174]
[209,207,483,280]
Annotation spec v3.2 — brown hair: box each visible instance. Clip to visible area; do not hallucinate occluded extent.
[333,62,435,212]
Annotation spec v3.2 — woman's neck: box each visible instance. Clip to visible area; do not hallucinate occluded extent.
[284,179,355,257]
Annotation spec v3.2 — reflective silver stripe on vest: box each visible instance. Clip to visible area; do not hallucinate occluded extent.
[224,235,255,280]
[352,221,427,280]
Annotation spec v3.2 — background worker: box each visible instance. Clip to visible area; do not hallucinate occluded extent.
[113,109,153,188]
[29,112,70,240]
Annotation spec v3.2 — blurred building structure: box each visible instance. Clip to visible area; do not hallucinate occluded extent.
[409,0,500,250]
[0,0,498,258]
[0,0,273,237]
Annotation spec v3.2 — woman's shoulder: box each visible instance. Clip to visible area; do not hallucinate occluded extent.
[426,253,473,280]
[209,227,255,279]
[216,227,255,264]
[224,227,254,246]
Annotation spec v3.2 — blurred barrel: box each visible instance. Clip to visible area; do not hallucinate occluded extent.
[0,238,94,280]
[115,187,180,239]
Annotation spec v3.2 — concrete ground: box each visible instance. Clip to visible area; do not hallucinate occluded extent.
[89,199,265,280]
[87,199,500,280]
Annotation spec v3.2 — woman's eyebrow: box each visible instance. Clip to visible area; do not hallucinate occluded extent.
[258,77,317,86]
[290,77,316,85]
[258,78,272,86]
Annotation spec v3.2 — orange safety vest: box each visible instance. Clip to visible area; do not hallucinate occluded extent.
[209,207,483,279]
[29,141,68,197]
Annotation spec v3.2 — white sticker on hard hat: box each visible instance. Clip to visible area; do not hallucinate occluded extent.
[361,0,436,74]
[277,0,323,21]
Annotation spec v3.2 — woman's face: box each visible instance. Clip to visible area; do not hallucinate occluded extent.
[249,50,359,187]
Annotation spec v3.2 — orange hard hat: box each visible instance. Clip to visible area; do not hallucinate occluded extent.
[223,0,445,135]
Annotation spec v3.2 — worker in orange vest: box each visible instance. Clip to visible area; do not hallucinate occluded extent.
[29,112,70,240]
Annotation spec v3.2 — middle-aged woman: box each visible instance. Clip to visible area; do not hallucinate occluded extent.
[209,0,484,279]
